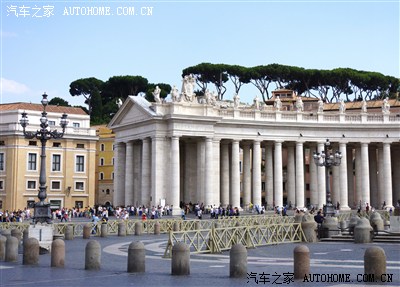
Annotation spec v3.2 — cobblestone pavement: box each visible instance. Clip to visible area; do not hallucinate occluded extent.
[0,230,399,287]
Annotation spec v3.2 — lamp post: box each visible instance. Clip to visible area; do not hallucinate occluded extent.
[313,139,342,217]
[20,93,68,224]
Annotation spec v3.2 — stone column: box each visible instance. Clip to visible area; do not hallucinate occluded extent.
[377,146,384,207]
[286,143,295,208]
[231,140,241,208]
[220,142,230,206]
[274,141,283,208]
[212,139,221,206]
[347,146,355,208]
[392,147,400,206]
[369,146,379,209]
[331,144,340,205]
[355,147,362,207]
[197,140,205,203]
[295,141,305,209]
[339,142,350,210]
[265,142,274,209]
[125,141,134,206]
[360,142,370,206]
[133,143,142,206]
[114,142,126,206]
[242,142,251,210]
[317,142,326,208]
[252,140,262,207]
[141,138,151,206]
[382,142,393,209]
[171,136,181,215]
[151,136,165,209]
[309,144,318,208]
[204,137,213,207]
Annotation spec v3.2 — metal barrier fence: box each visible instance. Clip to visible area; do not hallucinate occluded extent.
[163,222,305,258]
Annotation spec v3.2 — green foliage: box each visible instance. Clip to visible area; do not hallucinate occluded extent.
[48,97,70,107]
[145,83,171,102]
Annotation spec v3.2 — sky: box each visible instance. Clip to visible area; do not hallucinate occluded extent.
[1,0,399,108]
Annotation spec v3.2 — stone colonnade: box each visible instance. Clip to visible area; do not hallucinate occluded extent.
[113,137,399,215]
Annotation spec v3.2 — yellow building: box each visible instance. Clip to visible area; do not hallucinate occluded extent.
[0,102,98,212]
[93,125,115,206]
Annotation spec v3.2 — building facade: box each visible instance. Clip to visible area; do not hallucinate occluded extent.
[0,103,98,212]
[108,95,400,215]
[94,125,115,206]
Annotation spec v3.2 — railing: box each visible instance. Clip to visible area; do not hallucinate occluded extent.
[163,223,305,258]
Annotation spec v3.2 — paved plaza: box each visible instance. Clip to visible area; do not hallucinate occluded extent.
[0,228,399,287]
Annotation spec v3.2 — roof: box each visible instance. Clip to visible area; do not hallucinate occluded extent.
[0,102,88,115]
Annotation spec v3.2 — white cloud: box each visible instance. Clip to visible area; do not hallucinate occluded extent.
[1,78,29,94]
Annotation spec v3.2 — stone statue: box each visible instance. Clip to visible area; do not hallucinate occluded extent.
[211,91,217,105]
[295,97,304,112]
[204,89,213,105]
[253,95,260,110]
[181,74,196,102]
[170,85,180,102]
[339,99,346,114]
[361,100,367,113]
[274,96,282,111]
[152,86,162,103]
[318,99,324,113]
[233,93,240,109]
[116,98,123,108]
[382,97,390,114]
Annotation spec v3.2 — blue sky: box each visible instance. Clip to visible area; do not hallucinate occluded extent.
[1,0,399,107]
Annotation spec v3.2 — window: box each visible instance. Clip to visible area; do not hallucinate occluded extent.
[52,154,61,171]
[76,144,85,149]
[51,181,61,190]
[106,189,110,195]
[111,172,114,179]
[0,153,4,171]
[27,201,35,208]
[0,180,4,190]
[53,142,61,147]
[29,141,37,146]
[75,181,84,191]
[76,155,85,172]
[0,141,4,145]
[73,122,80,128]
[100,158,104,166]
[99,172,104,180]
[75,201,83,208]
[112,157,115,165]
[27,180,36,189]
[28,153,37,171]
[100,144,105,151]
[48,120,56,126]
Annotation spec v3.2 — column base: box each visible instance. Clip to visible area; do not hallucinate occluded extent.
[339,206,351,211]
[171,207,183,217]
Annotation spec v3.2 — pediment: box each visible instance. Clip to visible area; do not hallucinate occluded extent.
[108,96,157,128]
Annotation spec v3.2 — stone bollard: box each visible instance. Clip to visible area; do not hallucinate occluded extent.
[65,225,74,240]
[294,213,304,223]
[229,243,247,278]
[364,246,386,281]
[83,224,92,239]
[354,217,373,243]
[127,241,145,273]
[118,221,126,237]
[85,240,101,270]
[2,229,11,239]
[23,238,39,265]
[171,242,190,275]
[135,221,142,236]
[5,236,18,262]
[11,229,22,253]
[173,221,180,232]
[339,220,348,233]
[154,222,160,235]
[293,245,310,279]
[101,223,108,238]
[51,239,65,268]
[0,235,6,261]
[301,215,317,243]
[195,221,200,230]
[369,212,384,233]
[321,217,339,238]
[348,216,360,235]
[23,229,29,244]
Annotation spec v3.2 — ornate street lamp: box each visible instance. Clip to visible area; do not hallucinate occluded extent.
[20,93,68,224]
[313,139,342,217]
